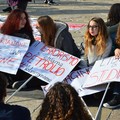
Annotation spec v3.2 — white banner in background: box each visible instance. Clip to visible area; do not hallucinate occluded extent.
[83,56,120,88]
[20,41,80,83]
[0,33,30,74]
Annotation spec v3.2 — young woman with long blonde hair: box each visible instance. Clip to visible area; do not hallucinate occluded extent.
[84,17,112,66]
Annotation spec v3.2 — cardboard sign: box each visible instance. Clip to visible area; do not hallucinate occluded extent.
[42,67,106,96]
[20,41,80,83]
[83,56,120,88]
[0,33,30,74]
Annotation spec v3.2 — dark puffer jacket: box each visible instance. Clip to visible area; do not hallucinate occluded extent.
[54,21,81,58]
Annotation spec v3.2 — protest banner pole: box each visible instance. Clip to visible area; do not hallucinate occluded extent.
[81,97,95,120]
[5,75,34,103]
[95,82,111,120]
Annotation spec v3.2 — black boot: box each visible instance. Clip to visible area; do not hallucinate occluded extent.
[44,0,48,4]
[2,7,12,12]
[48,0,55,5]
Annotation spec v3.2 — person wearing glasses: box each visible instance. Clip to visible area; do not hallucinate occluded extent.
[84,17,112,66]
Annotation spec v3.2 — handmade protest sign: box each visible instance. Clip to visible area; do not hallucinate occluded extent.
[30,18,41,41]
[42,67,106,96]
[0,33,30,74]
[20,41,80,83]
[83,56,120,88]
[64,67,106,96]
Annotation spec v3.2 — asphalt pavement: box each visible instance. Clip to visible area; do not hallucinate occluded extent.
[0,0,120,120]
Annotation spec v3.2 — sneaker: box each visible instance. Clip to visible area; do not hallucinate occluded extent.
[2,7,12,12]
[103,95,120,109]
[48,1,56,5]
[12,80,27,89]
[44,0,48,4]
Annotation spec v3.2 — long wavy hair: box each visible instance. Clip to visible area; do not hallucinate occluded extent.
[37,16,56,47]
[1,9,33,35]
[36,82,93,120]
[116,23,120,47]
[84,17,108,56]
[107,3,120,26]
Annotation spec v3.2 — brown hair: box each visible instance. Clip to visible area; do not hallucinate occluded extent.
[107,3,120,26]
[84,17,108,56]
[1,9,33,35]
[116,23,120,47]
[37,16,56,47]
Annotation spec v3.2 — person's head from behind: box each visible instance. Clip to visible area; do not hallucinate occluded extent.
[0,73,8,103]
[36,15,56,47]
[107,3,120,25]
[85,17,108,56]
[1,9,32,35]
[36,82,92,120]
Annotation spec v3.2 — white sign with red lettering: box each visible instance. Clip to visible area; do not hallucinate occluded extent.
[64,67,106,96]
[0,33,30,74]
[42,67,106,96]
[20,41,80,83]
[83,56,120,88]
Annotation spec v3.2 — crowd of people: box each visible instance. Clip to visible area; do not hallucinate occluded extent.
[0,1,120,120]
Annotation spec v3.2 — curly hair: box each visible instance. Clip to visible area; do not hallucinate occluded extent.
[37,16,56,47]
[36,82,93,120]
[84,17,108,56]
[116,23,120,47]
[107,3,120,26]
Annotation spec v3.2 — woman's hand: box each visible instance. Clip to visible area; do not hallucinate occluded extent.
[114,48,120,58]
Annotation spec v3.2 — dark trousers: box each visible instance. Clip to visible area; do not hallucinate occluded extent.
[45,0,53,2]
[113,82,120,95]
[17,0,28,10]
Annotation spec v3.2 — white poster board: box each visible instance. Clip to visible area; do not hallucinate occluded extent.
[20,41,80,83]
[42,67,106,96]
[83,56,120,88]
[0,33,30,74]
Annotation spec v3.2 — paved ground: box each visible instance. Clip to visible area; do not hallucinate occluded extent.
[0,0,120,120]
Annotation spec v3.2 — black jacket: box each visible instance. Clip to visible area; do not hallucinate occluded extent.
[54,21,81,58]
[0,103,31,120]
